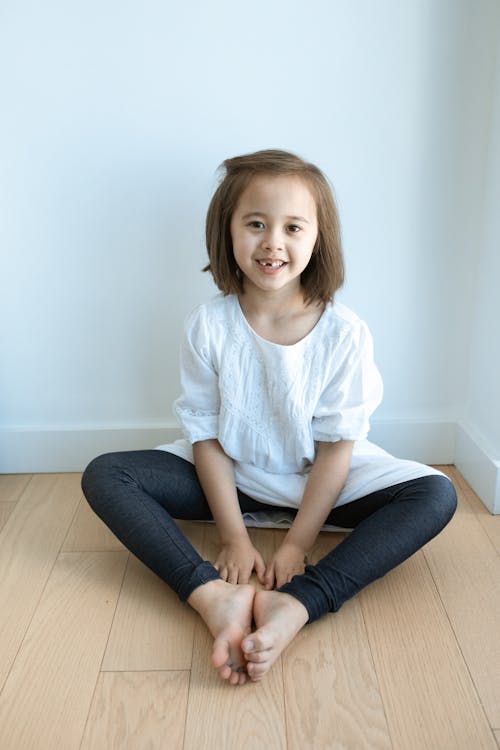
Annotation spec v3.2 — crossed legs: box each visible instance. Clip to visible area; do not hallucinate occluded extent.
[81,450,457,685]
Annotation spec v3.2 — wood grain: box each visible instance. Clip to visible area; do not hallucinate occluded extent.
[0,551,128,750]
[0,503,16,532]
[423,469,500,727]
[0,467,498,748]
[184,617,287,750]
[101,553,199,671]
[101,519,204,671]
[0,473,32,503]
[0,473,82,689]
[183,523,286,749]
[439,465,500,554]
[361,550,496,749]
[284,531,391,750]
[62,496,126,551]
[80,671,190,750]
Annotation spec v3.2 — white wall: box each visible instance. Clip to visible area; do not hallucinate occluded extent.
[463,34,500,455]
[455,24,500,512]
[1,0,498,508]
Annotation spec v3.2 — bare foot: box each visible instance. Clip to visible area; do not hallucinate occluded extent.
[242,589,309,682]
[187,579,256,686]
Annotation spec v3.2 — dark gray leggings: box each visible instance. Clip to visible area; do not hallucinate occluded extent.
[81,450,457,623]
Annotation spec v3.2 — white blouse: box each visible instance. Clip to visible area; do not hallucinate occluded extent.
[156,294,447,513]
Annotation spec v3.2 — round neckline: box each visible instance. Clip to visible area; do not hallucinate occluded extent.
[234,295,328,348]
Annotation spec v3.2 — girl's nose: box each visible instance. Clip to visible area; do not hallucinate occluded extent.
[262,228,283,251]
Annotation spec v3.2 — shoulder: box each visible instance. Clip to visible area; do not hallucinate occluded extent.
[181,295,238,356]
[184,294,236,331]
[320,300,373,351]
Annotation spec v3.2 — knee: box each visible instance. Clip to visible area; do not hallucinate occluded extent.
[423,475,458,530]
[81,452,127,509]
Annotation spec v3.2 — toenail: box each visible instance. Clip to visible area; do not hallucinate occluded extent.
[243,641,254,650]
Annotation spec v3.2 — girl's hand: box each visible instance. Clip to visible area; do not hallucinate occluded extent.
[263,542,307,590]
[214,535,266,585]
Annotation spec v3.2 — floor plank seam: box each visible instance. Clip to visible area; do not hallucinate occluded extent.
[99,667,192,673]
[76,550,131,750]
[421,543,495,734]
[0,532,69,700]
[60,492,86,551]
[279,652,289,750]
[357,595,395,750]
[2,467,498,750]
[180,666,192,750]
[97,550,131,671]
[77,678,97,750]
[15,474,35,504]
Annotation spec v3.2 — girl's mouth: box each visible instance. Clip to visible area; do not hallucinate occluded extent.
[256,260,286,269]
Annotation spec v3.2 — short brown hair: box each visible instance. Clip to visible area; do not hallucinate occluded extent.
[204,149,344,304]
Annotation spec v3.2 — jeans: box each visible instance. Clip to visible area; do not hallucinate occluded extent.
[81,449,457,623]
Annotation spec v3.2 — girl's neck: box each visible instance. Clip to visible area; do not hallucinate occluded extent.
[237,283,308,323]
[237,284,325,346]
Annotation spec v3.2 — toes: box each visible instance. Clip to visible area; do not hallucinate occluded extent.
[229,670,240,686]
[217,663,232,680]
[211,637,230,669]
[245,648,273,663]
[247,661,270,681]
[219,662,247,686]
[243,630,273,654]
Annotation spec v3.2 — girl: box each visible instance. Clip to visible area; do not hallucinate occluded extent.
[81,149,457,687]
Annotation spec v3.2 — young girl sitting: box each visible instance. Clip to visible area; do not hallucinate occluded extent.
[81,149,457,687]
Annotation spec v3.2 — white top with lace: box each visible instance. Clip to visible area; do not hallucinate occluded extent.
[156,294,447,510]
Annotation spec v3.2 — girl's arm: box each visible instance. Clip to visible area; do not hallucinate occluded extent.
[193,439,266,584]
[264,439,354,589]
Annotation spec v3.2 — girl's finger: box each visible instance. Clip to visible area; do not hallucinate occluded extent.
[219,565,228,581]
[239,568,250,584]
[228,567,238,585]
[254,553,266,583]
[264,566,275,590]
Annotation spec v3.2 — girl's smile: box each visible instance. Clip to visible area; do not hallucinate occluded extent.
[230,175,318,298]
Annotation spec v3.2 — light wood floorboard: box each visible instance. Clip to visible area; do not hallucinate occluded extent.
[101,553,198,672]
[0,550,128,750]
[283,532,392,750]
[183,525,287,750]
[0,473,32,503]
[441,465,500,554]
[80,671,190,750]
[0,503,17,533]
[360,550,495,749]
[423,466,500,727]
[0,473,82,690]
[0,467,498,749]
[62,496,126,552]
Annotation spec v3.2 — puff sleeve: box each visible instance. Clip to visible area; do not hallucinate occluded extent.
[312,320,383,442]
[173,306,220,443]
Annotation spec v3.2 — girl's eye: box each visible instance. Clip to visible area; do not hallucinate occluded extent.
[287,224,301,233]
[248,221,264,229]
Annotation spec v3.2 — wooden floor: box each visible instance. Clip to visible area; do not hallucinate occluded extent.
[0,467,499,749]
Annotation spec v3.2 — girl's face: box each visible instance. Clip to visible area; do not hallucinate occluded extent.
[230,174,318,299]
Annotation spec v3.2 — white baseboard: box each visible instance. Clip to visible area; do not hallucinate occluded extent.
[0,425,182,474]
[0,418,456,473]
[2,418,497,512]
[368,419,456,465]
[454,423,500,514]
